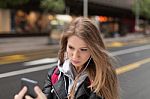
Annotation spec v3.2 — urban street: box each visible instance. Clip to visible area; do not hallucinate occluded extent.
[0,39,150,99]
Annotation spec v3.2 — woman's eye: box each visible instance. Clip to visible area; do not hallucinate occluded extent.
[69,46,74,49]
[80,49,88,51]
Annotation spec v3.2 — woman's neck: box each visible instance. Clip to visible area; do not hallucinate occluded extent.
[75,67,81,73]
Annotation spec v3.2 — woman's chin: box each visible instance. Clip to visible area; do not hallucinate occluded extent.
[72,62,81,68]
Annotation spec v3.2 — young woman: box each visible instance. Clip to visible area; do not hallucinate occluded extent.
[14,17,119,99]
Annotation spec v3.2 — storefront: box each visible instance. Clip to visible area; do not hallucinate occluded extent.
[0,9,73,38]
[98,16,135,37]
[98,16,119,37]
[14,10,52,34]
[0,9,11,33]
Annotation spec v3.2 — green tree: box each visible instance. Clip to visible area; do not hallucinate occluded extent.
[132,0,150,19]
[0,0,29,8]
[40,0,65,14]
[140,0,150,19]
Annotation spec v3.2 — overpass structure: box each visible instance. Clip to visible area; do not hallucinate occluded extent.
[65,0,135,18]
[0,0,143,37]
[65,0,141,37]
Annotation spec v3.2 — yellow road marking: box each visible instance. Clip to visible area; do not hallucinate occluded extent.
[0,54,150,76]
[116,58,150,74]
[0,55,27,64]
[106,42,126,48]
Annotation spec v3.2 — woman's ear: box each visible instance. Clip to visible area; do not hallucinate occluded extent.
[64,52,68,60]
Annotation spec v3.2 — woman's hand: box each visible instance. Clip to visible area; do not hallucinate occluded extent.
[14,86,27,99]
[34,86,47,99]
[14,86,47,99]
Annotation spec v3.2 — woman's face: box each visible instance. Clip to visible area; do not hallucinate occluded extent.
[67,35,91,70]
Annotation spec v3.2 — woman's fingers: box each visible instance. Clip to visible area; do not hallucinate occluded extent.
[14,86,47,99]
[14,86,27,99]
[18,86,27,97]
[34,86,47,99]
[25,95,33,99]
[34,86,42,94]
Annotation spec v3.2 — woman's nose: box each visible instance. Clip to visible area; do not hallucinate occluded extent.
[72,50,80,59]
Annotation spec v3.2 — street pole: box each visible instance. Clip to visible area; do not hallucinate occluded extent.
[135,0,140,32]
[66,7,70,15]
[83,0,88,17]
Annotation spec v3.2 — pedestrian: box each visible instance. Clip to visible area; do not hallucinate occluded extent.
[14,17,119,99]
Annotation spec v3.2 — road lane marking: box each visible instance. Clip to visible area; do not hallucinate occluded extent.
[111,44,150,56]
[0,44,150,65]
[23,58,58,66]
[0,55,27,64]
[0,45,150,78]
[116,58,150,74]
[0,58,150,78]
[106,42,126,47]
[0,63,57,79]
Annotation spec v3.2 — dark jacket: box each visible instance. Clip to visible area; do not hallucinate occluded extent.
[43,66,102,99]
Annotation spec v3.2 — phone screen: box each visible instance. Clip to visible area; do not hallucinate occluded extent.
[21,78,38,98]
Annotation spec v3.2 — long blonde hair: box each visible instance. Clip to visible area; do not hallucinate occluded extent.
[58,17,119,99]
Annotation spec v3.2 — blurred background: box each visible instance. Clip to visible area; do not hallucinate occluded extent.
[0,0,150,99]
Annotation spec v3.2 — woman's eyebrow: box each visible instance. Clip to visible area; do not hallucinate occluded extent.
[68,45,74,47]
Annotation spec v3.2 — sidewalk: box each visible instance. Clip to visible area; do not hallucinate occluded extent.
[0,34,149,65]
[0,34,149,55]
[104,34,150,47]
[0,37,59,55]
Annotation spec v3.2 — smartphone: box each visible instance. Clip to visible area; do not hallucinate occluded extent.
[21,78,38,98]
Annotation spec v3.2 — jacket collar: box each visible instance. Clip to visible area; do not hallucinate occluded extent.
[53,74,68,99]
[53,75,91,99]
[58,59,77,79]
[75,77,91,98]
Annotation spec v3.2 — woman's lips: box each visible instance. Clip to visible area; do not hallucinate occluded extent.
[72,60,80,64]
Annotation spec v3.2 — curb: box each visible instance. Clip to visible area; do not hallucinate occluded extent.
[0,36,149,65]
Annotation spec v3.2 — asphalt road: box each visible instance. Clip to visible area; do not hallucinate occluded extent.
[0,44,150,99]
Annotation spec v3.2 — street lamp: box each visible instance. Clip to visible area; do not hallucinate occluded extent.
[83,0,88,17]
[135,0,140,32]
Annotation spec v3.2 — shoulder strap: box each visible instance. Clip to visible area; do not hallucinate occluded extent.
[51,66,59,85]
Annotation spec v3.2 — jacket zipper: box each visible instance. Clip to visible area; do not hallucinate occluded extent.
[52,85,62,99]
